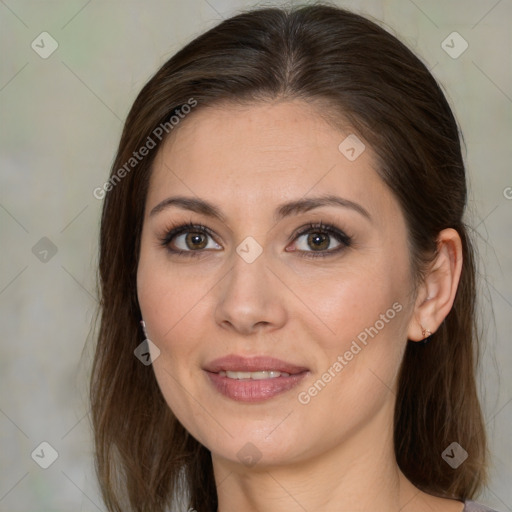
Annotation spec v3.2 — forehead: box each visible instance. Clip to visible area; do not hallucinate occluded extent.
[146,100,397,223]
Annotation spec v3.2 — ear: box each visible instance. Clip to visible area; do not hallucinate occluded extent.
[407,228,463,342]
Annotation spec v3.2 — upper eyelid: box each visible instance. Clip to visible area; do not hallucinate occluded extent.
[293,222,346,237]
[163,221,343,237]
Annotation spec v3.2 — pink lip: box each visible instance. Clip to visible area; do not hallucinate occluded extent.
[203,355,309,403]
[203,355,309,374]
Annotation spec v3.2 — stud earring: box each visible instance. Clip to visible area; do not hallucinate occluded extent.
[140,320,149,339]
[420,325,432,344]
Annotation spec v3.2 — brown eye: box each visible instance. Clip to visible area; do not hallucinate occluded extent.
[295,231,340,252]
[160,223,222,256]
[290,222,352,258]
[184,232,208,250]
[306,232,331,251]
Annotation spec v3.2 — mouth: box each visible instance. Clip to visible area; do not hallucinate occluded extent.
[203,354,309,402]
[217,370,294,379]
[203,354,309,376]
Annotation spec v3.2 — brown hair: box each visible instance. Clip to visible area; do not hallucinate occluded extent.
[90,3,488,511]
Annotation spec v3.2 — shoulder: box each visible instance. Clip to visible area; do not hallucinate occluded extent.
[464,500,501,512]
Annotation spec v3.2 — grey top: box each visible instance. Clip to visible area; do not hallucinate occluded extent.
[464,500,500,511]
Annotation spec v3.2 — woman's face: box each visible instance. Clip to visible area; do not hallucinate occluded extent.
[137,99,417,470]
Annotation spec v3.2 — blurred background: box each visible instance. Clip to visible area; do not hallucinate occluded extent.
[0,0,511,510]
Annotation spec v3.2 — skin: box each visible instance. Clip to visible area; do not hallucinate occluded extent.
[137,99,464,512]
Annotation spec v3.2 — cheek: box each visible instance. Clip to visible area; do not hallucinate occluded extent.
[136,251,215,409]
[293,274,408,436]
[137,257,209,433]
[290,258,407,345]
[137,246,208,346]
[289,255,410,410]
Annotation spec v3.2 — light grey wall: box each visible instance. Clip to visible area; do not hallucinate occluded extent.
[1,1,510,510]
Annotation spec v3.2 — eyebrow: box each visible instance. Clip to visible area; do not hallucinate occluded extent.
[149,194,372,223]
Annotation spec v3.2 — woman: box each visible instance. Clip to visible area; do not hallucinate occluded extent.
[90,3,500,511]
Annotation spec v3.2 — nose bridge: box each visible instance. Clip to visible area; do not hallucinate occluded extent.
[214,240,287,333]
[226,241,271,303]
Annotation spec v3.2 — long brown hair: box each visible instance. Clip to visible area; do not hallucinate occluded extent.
[90,3,488,511]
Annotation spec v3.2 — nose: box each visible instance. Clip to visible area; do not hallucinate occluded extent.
[214,249,288,335]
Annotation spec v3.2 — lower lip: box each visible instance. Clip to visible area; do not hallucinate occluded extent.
[205,370,309,402]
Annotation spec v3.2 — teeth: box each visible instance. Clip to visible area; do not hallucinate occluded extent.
[218,370,291,379]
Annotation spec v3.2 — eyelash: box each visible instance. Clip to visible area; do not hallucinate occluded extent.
[158,220,352,259]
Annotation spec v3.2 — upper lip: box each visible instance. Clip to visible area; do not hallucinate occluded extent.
[203,355,309,375]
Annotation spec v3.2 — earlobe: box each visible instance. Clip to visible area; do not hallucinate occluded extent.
[407,228,463,343]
